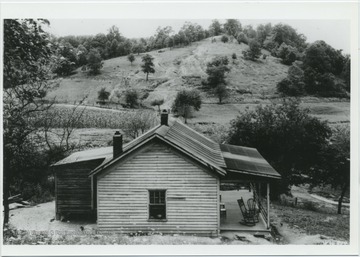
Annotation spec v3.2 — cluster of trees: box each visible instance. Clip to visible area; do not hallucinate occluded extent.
[277,41,350,97]
[227,99,350,213]
[208,20,306,64]
[51,21,212,77]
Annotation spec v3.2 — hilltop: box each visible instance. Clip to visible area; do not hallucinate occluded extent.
[46,36,349,126]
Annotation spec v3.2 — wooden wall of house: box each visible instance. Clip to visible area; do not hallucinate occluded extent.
[54,159,104,219]
[97,140,219,235]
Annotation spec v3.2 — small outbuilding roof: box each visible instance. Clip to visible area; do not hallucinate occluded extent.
[52,146,113,166]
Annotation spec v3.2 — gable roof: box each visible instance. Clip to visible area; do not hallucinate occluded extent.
[89,120,227,177]
[53,119,281,180]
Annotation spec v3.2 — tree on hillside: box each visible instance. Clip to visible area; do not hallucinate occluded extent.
[172,89,202,124]
[308,126,350,214]
[236,32,248,45]
[342,56,351,92]
[243,25,257,39]
[127,53,135,65]
[3,19,55,225]
[141,54,155,81]
[86,48,103,75]
[232,53,237,63]
[76,44,89,67]
[242,40,262,61]
[214,84,228,104]
[209,19,223,36]
[151,98,165,113]
[256,23,272,46]
[206,56,231,103]
[221,35,229,43]
[125,89,139,108]
[277,62,305,96]
[206,56,230,88]
[277,43,298,65]
[227,99,332,196]
[98,87,110,104]
[303,40,345,75]
[224,19,241,37]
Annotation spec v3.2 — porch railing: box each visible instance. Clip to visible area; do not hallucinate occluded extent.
[250,183,268,226]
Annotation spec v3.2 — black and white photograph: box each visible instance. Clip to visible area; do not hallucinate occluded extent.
[1,1,358,256]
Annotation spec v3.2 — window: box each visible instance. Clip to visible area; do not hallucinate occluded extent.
[149,190,166,220]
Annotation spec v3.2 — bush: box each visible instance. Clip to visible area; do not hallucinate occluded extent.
[277,78,305,96]
[98,87,110,104]
[302,201,318,211]
[125,89,139,108]
[221,35,229,43]
[236,32,248,44]
[242,40,262,61]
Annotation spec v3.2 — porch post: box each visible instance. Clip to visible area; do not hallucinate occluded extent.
[266,182,270,229]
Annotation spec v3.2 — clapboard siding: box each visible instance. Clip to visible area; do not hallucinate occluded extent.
[54,159,104,218]
[97,141,219,235]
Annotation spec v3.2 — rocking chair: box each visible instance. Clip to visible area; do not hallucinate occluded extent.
[237,198,256,226]
[247,198,259,223]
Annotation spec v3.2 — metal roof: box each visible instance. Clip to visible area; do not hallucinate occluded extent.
[89,120,227,176]
[53,118,280,180]
[220,144,281,179]
[52,146,113,166]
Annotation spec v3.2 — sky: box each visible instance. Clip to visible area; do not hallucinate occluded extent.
[46,19,351,53]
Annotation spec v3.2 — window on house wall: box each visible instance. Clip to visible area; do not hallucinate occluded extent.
[149,190,166,220]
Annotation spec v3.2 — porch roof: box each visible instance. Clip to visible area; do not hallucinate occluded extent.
[220,144,281,180]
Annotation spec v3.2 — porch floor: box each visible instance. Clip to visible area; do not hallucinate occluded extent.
[220,189,269,232]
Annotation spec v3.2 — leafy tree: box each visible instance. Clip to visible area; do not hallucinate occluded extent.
[277,43,298,65]
[223,19,241,37]
[214,84,228,104]
[266,23,307,53]
[303,40,345,75]
[76,44,88,67]
[150,98,165,112]
[141,54,155,81]
[53,56,75,76]
[242,40,262,61]
[122,111,158,139]
[227,99,331,196]
[206,56,230,89]
[232,53,237,63]
[172,89,202,124]
[127,53,135,65]
[125,89,139,108]
[256,23,272,46]
[209,19,223,36]
[236,32,248,45]
[342,56,351,92]
[98,87,110,104]
[308,126,350,214]
[86,48,103,75]
[221,35,229,43]
[3,19,55,225]
[243,25,257,39]
[277,63,305,96]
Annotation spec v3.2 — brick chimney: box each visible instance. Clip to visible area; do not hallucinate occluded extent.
[160,109,169,126]
[113,131,123,158]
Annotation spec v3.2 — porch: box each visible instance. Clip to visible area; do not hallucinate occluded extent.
[219,183,270,233]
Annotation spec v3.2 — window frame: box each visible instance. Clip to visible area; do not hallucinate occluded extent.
[148,189,167,222]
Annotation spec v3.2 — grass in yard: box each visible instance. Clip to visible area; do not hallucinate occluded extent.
[271,203,349,241]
